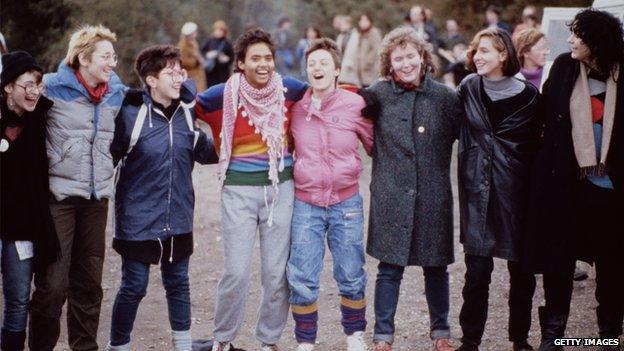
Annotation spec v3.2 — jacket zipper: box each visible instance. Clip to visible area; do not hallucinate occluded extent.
[166,105,182,234]
[91,104,100,199]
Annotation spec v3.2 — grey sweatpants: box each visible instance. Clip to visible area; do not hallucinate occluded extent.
[214,180,294,345]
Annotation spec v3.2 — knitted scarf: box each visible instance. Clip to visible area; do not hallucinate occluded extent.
[569,64,618,177]
[219,72,287,189]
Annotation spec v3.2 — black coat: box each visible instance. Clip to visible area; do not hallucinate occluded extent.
[200,37,234,88]
[523,54,624,274]
[364,76,462,267]
[457,74,541,261]
[0,96,60,272]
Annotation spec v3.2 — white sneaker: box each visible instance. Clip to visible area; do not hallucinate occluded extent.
[297,343,315,351]
[212,341,231,351]
[260,344,279,351]
[347,331,368,351]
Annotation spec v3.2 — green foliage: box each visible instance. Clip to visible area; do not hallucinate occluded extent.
[1,0,75,70]
[1,0,594,86]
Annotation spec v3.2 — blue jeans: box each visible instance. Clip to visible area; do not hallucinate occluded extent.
[1,241,33,332]
[287,194,367,306]
[109,257,191,346]
[374,262,450,343]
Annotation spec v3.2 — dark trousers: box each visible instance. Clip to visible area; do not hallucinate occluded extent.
[110,257,191,346]
[29,197,108,351]
[373,262,451,343]
[542,181,624,339]
[459,254,536,346]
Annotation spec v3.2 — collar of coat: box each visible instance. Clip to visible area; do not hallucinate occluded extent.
[391,73,432,94]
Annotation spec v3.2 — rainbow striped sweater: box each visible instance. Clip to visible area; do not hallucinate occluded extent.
[195,76,308,185]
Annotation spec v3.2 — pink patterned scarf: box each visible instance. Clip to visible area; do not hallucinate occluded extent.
[219,72,287,189]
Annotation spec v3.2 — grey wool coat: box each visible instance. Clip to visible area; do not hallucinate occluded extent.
[363,75,463,267]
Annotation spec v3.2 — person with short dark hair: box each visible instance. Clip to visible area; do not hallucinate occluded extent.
[0,51,59,351]
[287,38,373,351]
[523,9,624,351]
[484,6,512,34]
[105,44,217,351]
[456,28,541,351]
[195,27,308,351]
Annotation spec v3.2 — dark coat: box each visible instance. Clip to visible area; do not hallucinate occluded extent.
[523,53,624,274]
[110,81,218,241]
[457,74,541,261]
[0,95,60,273]
[364,76,462,267]
[200,37,234,88]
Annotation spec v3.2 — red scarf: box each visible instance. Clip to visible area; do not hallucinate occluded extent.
[75,70,109,104]
[393,73,417,90]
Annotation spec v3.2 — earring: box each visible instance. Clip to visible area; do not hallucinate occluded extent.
[7,97,15,110]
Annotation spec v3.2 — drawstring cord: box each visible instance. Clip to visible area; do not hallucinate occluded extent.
[264,185,279,227]
[157,238,163,265]
[148,104,153,128]
[169,236,174,263]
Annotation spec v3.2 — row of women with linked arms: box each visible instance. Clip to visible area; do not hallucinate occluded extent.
[0,7,623,351]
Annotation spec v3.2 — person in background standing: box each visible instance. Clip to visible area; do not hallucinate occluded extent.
[274,17,296,77]
[179,21,206,93]
[484,6,512,34]
[513,28,549,90]
[339,13,382,88]
[408,5,437,46]
[295,26,321,81]
[335,16,353,54]
[512,6,541,41]
[201,20,234,89]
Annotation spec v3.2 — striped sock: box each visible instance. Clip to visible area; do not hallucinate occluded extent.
[292,304,319,344]
[340,297,367,335]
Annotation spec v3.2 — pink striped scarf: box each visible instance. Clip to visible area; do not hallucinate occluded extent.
[219,72,287,189]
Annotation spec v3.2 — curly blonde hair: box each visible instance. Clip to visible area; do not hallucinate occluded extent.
[64,24,117,70]
[379,26,435,79]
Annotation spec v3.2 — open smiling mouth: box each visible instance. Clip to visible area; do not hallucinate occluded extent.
[312,72,325,81]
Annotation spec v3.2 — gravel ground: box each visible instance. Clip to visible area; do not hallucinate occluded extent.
[5,144,613,351]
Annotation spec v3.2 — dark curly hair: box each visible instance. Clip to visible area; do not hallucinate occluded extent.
[233,27,276,73]
[569,8,624,80]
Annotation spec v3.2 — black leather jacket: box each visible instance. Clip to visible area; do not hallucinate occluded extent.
[457,74,541,261]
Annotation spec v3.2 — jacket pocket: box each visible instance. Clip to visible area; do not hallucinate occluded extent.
[458,145,479,189]
[94,138,115,182]
[49,137,88,181]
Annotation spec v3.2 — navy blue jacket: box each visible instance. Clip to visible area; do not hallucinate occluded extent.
[110,81,217,241]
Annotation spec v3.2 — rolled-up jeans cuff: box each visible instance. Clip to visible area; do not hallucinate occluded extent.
[373,333,394,344]
[431,328,451,340]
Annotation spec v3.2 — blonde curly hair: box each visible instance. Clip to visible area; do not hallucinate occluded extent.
[378,26,436,79]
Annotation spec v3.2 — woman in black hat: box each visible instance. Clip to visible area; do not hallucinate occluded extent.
[0,51,59,351]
